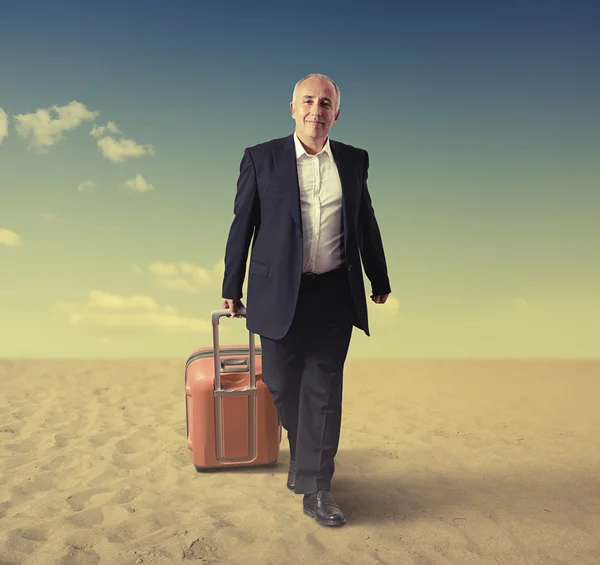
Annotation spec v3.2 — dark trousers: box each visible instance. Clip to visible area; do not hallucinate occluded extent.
[260,266,356,494]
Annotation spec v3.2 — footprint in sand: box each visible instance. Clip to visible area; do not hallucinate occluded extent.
[202,507,255,544]
[20,526,48,543]
[67,507,105,528]
[0,425,19,436]
[39,454,69,472]
[114,438,138,455]
[88,430,123,447]
[109,485,143,505]
[11,475,56,498]
[4,437,37,454]
[54,432,79,447]
[147,509,185,529]
[111,436,159,471]
[41,409,69,427]
[183,538,221,561]
[86,468,122,488]
[4,528,40,557]
[61,547,101,565]
[65,488,109,512]
[103,521,144,544]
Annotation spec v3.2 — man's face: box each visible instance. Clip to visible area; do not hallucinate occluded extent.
[291,76,340,143]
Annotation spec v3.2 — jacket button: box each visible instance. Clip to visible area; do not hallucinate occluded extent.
[347,264,352,270]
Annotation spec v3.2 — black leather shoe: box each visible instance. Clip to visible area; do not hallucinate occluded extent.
[303,491,346,526]
[287,461,296,491]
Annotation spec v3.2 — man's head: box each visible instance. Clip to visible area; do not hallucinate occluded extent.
[290,73,340,149]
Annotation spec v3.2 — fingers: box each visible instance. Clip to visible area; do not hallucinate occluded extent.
[228,299,237,317]
[221,298,245,317]
[221,298,235,316]
[229,299,240,317]
[221,299,234,316]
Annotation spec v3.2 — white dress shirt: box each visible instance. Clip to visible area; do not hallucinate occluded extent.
[293,131,345,275]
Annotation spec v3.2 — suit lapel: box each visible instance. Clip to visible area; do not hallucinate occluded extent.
[275,134,303,234]
[274,133,358,237]
[329,140,357,235]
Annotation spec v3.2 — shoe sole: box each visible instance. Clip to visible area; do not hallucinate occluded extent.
[303,507,346,526]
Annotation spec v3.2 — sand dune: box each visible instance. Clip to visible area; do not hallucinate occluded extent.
[1,358,599,565]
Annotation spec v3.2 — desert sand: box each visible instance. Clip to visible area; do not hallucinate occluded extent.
[1,357,599,565]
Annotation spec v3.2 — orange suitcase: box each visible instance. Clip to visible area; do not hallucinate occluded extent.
[185,307,281,471]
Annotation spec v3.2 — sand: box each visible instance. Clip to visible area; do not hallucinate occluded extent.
[1,357,599,565]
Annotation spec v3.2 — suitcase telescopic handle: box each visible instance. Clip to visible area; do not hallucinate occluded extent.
[211,308,255,389]
[210,307,257,463]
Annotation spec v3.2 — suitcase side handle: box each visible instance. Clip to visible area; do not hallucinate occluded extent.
[221,357,249,373]
[210,307,257,464]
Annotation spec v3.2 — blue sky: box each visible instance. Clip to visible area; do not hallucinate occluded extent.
[1,0,599,358]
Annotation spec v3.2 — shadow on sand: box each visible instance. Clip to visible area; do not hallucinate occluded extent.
[325,449,598,527]
[186,445,600,528]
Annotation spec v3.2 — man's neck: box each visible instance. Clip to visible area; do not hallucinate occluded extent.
[296,131,326,155]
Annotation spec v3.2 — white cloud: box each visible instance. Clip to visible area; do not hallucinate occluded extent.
[97,136,154,163]
[56,290,212,334]
[77,180,97,193]
[123,174,153,193]
[0,108,8,144]
[147,261,179,277]
[136,259,225,293]
[0,229,22,247]
[13,101,99,152]
[90,121,121,139]
[90,119,154,163]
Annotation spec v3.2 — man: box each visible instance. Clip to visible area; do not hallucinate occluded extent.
[221,73,391,527]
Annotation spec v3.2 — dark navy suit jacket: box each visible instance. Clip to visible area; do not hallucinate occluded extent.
[222,133,391,341]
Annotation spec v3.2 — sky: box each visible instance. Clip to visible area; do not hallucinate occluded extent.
[0,0,599,359]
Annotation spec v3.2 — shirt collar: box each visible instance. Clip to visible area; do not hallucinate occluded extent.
[293,131,333,160]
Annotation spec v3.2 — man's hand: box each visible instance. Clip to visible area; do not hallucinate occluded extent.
[221,298,246,317]
[370,293,390,304]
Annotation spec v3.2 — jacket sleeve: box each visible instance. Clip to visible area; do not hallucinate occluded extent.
[221,148,260,300]
[357,149,392,297]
